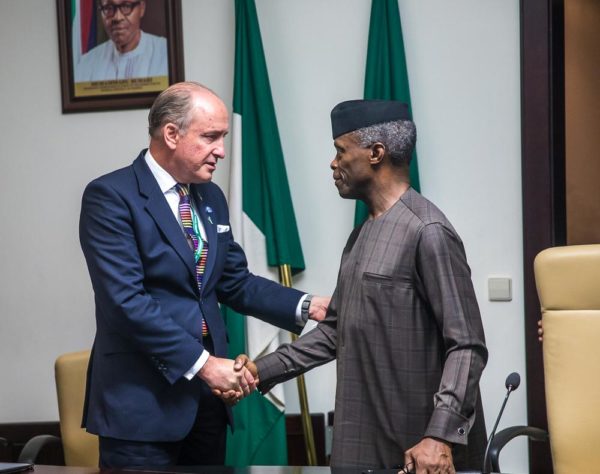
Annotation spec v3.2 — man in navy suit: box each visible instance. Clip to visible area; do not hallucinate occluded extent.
[79,82,327,468]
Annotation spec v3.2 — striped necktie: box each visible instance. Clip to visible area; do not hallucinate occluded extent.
[176,184,209,336]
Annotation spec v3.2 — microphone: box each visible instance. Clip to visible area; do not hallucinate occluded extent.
[482,372,520,473]
[505,372,521,391]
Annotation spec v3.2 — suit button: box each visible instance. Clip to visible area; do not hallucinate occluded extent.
[458,427,466,436]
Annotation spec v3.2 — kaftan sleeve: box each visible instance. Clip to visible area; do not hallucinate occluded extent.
[415,222,488,445]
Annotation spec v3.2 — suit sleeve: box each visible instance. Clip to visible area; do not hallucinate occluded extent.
[415,222,488,445]
[205,181,304,334]
[215,237,304,333]
[79,180,202,384]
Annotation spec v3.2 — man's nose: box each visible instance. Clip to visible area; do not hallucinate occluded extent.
[113,7,126,21]
[330,158,337,170]
[214,139,226,159]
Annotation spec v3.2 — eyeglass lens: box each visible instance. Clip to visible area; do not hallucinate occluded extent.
[99,2,140,17]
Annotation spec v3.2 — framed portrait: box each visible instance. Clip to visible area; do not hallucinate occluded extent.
[56,0,184,113]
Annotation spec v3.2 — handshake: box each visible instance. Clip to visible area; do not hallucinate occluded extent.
[197,353,258,405]
[195,295,330,405]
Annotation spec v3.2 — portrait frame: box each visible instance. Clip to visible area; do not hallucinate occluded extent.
[56,0,184,113]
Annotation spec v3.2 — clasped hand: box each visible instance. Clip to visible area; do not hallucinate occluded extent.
[199,354,257,405]
[198,355,257,404]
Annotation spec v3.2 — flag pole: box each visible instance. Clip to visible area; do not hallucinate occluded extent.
[279,263,318,466]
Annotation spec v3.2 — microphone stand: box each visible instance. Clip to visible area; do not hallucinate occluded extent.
[482,386,514,474]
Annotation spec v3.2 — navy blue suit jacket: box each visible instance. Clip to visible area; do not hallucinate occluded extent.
[79,151,303,441]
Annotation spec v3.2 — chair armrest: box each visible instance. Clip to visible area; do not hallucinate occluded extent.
[18,435,63,464]
[488,425,548,472]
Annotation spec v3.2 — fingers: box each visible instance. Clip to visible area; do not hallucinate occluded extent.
[233,354,259,380]
[213,388,241,406]
[404,438,454,474]
[403,449,415,474]
[238,367,252,396]
[233,355,255,397]
[221,366,257,402]
[307,295,331,322]
[241,367,256,393]
[245,359,258,379]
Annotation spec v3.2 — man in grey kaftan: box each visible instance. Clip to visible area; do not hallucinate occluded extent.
[238,100,488,472]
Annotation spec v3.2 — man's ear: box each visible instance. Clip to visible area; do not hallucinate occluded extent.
[369,142,385,165]
[163,123,179,150]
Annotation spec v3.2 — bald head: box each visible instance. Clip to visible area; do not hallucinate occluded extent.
[148,82,224,139]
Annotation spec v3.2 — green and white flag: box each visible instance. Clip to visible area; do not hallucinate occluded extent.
[224,0,305,466]
[355,0,421,226]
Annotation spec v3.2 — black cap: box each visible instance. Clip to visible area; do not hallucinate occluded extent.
[331,99,410,139]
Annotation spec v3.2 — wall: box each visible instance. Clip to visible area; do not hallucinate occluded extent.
[0,1,527,471]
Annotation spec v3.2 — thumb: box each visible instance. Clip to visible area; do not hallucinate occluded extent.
[234,354,249,370]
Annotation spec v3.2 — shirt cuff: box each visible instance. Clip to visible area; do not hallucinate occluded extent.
[184,349,210,380]
[424,407,471,446]
[295,294,309,326]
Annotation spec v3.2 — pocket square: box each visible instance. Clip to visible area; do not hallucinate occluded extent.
[217,225,230,233]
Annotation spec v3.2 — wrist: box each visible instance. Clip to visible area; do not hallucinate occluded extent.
[301,294,313,322]
[198,355,215,379]
[425,436,453,449]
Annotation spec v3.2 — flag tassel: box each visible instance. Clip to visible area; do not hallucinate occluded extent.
[279,264,318,466]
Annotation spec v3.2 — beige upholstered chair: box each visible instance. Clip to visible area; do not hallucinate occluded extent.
[20,350,98,466]
[535,244,600,474]
[54,350,98,466]
[488,244,600,472]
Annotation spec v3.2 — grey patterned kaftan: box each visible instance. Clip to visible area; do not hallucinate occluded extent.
[256,188,488,469]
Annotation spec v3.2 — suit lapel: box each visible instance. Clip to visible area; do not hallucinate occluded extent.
[191,185,217,291]
[133,154,196,281]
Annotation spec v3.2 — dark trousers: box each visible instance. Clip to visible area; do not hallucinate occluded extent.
[99,339,229,468]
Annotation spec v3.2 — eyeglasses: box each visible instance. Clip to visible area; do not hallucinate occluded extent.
[98,1,141,18]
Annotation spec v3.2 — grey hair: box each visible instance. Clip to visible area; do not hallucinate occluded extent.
[148,81,216,138]
[354,120,417,166]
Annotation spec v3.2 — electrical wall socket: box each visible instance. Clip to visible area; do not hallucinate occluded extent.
[488,277,512,301]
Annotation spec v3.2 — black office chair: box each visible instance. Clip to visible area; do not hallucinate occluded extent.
[486,426,548,472]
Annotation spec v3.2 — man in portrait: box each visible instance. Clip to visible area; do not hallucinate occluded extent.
[75,0,168,82]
